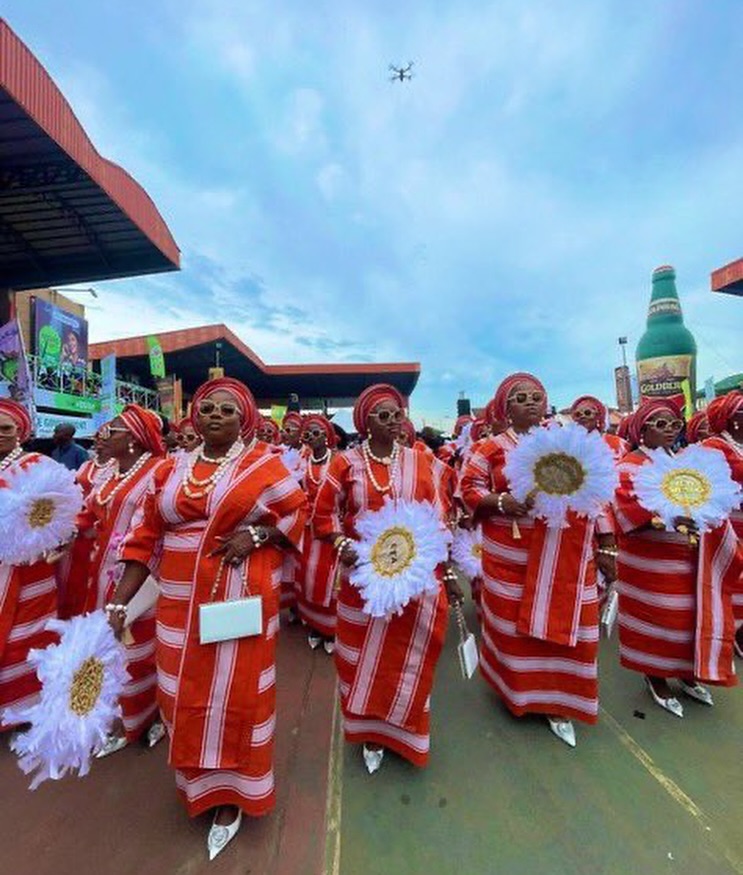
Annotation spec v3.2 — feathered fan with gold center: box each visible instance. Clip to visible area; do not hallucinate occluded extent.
[504,422,618,528]
[632,444,740,533]
[350,498,451,618]
[0,457,82,565]
[451,527,483,580]
[3,612,129,789]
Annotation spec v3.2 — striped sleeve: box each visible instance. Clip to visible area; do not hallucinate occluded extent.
[257,458,308,548]
[612,457,654,534]
[120,459,173,569]
[311,453,350,539]
[460,443,498,513]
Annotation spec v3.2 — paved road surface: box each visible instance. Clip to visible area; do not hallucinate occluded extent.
[2,600,741,875]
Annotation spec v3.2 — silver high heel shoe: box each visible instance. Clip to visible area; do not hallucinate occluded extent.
[546,717,576,748]
[645,677,684,718]
[207,808,242,861]
[679,680,714,707]
[362,744,384,774]
[95,734,128,758]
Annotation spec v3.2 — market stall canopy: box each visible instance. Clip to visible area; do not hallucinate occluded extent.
[711,258,743,296]
[90,324,420,406]
[0,18,180,291]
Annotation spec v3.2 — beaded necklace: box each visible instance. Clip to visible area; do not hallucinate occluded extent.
[94,452,153,508]
[182,438,252,499]
[362,439,400,496]
[306,449,331,487]
[0,445,24,471]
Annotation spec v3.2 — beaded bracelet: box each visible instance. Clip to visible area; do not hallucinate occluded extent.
[596,548,618,558]
[334,536,353,554]
[105,603,128,618]
[246,525,269,549]
[496,493,507,515]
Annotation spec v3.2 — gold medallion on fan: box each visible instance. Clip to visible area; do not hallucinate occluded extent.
[370,526,417,577]
[533,452,587,496]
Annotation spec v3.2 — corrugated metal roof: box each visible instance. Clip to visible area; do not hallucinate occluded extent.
[90,323,421,402]
[0,18,180,289]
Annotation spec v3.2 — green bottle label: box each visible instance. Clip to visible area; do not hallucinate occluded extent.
[648,297,682,318]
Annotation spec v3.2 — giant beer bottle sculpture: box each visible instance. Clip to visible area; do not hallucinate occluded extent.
[636,265,697,412]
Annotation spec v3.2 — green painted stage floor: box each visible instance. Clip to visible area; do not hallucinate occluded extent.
[333,601,743,875]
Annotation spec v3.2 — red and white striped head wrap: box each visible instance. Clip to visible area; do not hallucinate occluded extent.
[303,413,338,448]
[706,390,743,435]
[353,384,405,437]
[453,414,474,437]
[257,416,281,444]
[0,399,33,443]
[685,411,709,444]
[629,398,683,446]
[119,404,166,456]
[470,419,488,442]
[570,395,607,431]
[492,372,547,423]
[191,377,259,440]
[282,411,304,431]
[616,414,633,441]
[176,416,195,433]
[398,418,417,446]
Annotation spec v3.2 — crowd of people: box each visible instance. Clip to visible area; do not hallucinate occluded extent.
[0,375,741,861]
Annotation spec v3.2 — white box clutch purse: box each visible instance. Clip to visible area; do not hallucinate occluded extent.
[200,596,263,644]
[454,603,479,680]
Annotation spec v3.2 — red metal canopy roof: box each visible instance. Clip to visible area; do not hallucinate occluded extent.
[0,18,180,290]
[90,324,421,403]
[711,258,743,296]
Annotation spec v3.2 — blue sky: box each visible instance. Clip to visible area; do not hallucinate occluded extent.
[6,1,743,427]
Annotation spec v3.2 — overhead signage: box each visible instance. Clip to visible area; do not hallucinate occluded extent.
[33,297,89,370]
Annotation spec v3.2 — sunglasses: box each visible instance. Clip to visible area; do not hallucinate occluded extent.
[303,428,325,439]
[369,408,405,424]
[646,418,684,431]
[98,424,130,441]
[574,407,599,418]
[508,391,545,405]
[197,400,239,417]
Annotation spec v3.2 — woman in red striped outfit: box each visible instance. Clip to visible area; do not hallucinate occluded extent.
[702,391,743,657]
[461,374,610,748]
[112,378,307,859]
[313,384,461,774]
[0,400,61,728]
[613,399,740,717]
[298,414,339,653]
[83,405,167,756]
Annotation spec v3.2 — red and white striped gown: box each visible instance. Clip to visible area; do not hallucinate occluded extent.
[121,444,307,817]
[82,457,163,743]
[312,446,449,767]
[0,454,59,729]
[613,449,740,685]
[56,458,108,620]
[460,431,600,725]
[702,435,743,628]
[298,453,337,638]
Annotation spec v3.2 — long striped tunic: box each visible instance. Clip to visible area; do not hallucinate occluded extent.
[83,457,164,743]
[613,449,740,685]
[703,435,743,627]
[312,446,449,767]
[460,431,600,725]
[298,453,337,638]
[121,444,307,817]
[0,454,59,729]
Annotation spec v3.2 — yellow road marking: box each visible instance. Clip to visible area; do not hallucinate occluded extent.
[324,687,344,875]
[600,707,743,874]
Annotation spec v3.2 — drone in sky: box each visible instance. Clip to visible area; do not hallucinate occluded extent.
[389,61,414,83]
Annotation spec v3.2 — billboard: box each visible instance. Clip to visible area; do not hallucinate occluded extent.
[0,319,34,411]
[33,297,89,371]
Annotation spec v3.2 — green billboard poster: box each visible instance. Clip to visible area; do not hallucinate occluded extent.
[147,335,166,378]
